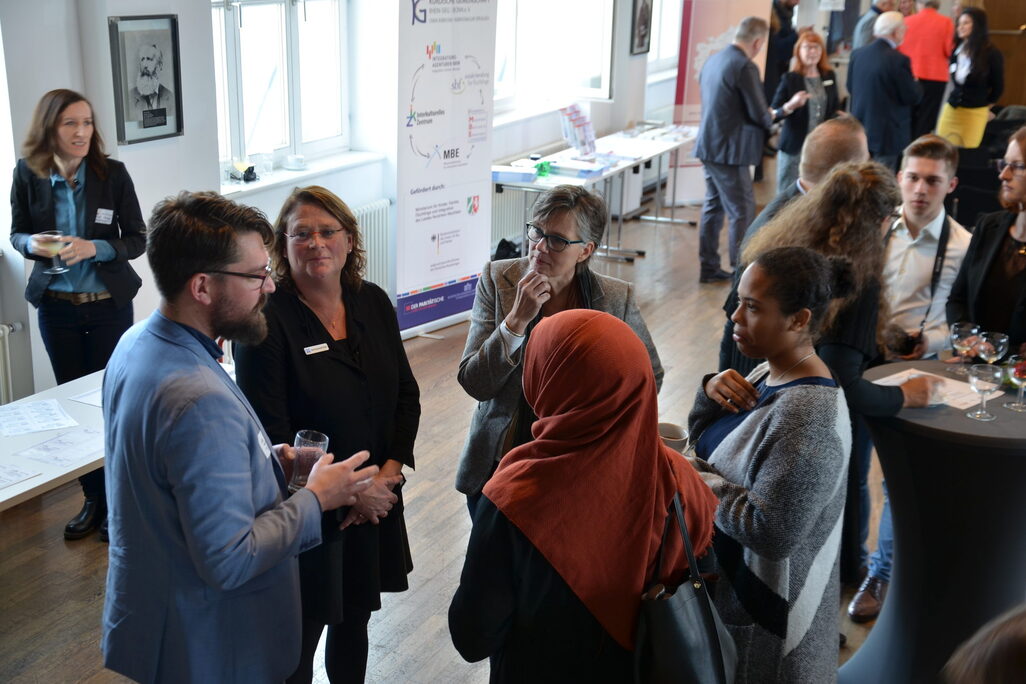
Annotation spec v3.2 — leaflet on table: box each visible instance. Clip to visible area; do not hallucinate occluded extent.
[69,387,103,407]
[0,399,78,437]
[872,368,1002,410]
[17,427,105,469]
[0,464,40,490]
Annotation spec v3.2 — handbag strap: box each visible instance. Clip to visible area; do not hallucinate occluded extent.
[651,492,702,584]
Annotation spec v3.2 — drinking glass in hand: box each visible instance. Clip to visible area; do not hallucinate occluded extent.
[967,364,1003,422]
[976,332,1009,365]
[37,230,69,275]
[950,322,980,376]
[1004,355,1026,413]
[289,429,329,493]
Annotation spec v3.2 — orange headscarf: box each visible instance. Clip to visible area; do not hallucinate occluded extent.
[483,310,718,650]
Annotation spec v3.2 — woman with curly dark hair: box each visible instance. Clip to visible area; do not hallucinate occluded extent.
[742,161,941,585]
[936,7,1004,149]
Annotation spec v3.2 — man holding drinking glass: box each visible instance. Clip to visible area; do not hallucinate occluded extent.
[100,191,377,684]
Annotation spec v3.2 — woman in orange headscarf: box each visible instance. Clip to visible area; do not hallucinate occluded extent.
[448,310,717,682]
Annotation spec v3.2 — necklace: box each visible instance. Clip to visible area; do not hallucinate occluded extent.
[768,351,816,385]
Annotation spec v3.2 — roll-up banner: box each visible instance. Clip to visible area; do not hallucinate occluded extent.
[396,0,497,332]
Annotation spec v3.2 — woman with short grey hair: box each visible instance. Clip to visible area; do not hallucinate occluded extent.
[455,184,663,516]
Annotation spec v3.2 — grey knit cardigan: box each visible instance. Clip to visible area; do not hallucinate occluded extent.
[686,364,852,684]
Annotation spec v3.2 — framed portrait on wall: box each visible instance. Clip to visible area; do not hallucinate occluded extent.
[108,15,183,144]
[630,0,653,55]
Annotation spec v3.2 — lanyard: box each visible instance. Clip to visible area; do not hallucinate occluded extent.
[884,212,951,335]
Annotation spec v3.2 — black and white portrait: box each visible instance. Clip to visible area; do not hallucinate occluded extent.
[631,0,653,55]
[109,15,183,144]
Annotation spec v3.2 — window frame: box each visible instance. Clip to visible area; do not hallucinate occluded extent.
[647,0,683,75]
[211,0,349,167]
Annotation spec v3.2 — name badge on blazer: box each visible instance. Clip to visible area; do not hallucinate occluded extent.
[304,343,329,355]
[257,431,272,459]
[95,208,114,224]
[823,80,834,87]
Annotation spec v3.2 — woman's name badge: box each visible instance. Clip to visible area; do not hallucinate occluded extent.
[823,80,834,87]
[304,343,329,355]
[95,208,114,224]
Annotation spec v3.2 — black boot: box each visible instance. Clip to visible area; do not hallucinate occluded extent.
[99,517,110,543]
[64,497,105,540]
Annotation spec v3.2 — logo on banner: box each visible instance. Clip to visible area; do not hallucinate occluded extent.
[411,0,426,25]
[467,195,479,215]
[426,41,441,59]
[406,105,418,128]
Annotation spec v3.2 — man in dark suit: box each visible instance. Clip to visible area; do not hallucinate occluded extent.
[694,16,805,283]
[848,11,922,171]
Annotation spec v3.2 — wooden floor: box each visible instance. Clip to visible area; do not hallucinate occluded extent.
[0,186,884,682]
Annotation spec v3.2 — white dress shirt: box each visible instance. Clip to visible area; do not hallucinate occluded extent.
[883,208,971,356]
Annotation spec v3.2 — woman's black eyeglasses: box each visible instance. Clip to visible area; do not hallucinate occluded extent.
[207,262,273,289]
[526,223,585,253]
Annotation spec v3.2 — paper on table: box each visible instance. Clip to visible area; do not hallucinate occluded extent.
[69,388,103,407]
[0,399,78,437]
[872,368,1003,410]
[18,427,105,469]
[0,463,41,490]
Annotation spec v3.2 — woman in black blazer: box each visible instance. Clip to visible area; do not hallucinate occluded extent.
[771,30,840,194]
[937,7,1004,149]
[946,126,1026,353]
[8,89,144,541]
[235,186,420,684]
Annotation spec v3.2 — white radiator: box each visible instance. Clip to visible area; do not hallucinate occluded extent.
[354,199,391,289]
[491,187,527,250]
[0,322,22,406]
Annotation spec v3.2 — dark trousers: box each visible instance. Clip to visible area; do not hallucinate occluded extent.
[698,161,755,276]
[287,610,372,684]
[912,79,947,139]
[37,296,133,499]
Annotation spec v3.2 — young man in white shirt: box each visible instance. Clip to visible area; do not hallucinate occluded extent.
[849,134,971,622]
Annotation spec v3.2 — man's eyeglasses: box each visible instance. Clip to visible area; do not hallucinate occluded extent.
[526,223,585,253]
[994,159,1026,176]
[207,262,273,289]
[285,228,345,243]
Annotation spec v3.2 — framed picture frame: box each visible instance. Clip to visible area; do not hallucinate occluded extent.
[108,14,183,145]
[630,0,653,56]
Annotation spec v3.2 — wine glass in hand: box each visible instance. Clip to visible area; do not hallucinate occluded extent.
[1004,355,1026,412]
[976,332,1009,365]
[36,230,70,275]
[967,364,1003,422]
[949,322,979,376]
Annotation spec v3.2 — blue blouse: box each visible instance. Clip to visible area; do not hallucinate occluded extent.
[695,375,838,460]
[47,163,115,294]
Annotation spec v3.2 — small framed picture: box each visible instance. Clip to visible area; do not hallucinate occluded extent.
[109,15,183,145]
[631,0,653,56]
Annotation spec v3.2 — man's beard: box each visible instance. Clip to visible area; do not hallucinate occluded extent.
[211,294,269,346]
[136,73,161,97]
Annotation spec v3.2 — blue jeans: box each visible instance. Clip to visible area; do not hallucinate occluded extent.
[38,295,133,498]
[698,161,755,275]
[868,481,894,582]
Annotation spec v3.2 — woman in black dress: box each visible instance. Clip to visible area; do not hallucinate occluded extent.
[235,186,420,683]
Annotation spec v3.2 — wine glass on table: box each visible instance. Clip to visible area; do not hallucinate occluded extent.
[1004,355,1026,412]
[975,332,1009,366]
[949,322,979,376]
[36,230,69,275]
[967,364,1003,422]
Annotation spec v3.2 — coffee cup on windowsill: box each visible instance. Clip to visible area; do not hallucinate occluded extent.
[283,154,306,171]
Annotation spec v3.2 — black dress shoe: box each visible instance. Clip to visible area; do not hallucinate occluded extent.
[64,497,105,540]
[699,269,733,283]
[99,517,109,543]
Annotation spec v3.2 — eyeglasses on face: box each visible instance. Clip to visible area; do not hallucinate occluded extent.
[994,159,1026,176]
[207,262,273,289]
[526,223,585,253]
[285,228,345,243]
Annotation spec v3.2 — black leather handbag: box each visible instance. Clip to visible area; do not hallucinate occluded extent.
[635,493,737,684]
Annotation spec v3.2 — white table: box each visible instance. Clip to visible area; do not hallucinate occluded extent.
[0,370,105,511]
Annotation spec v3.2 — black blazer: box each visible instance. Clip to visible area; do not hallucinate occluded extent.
[848,39,922,157]
[9,157,145,307]
[234,282,421,619]
[771,70,840,155]
[946,211,1026,348]
[947,46,1004,109]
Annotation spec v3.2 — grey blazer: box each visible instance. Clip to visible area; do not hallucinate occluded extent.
[455,258,663,495]
[101,311,323,683]
[693,44,772,167]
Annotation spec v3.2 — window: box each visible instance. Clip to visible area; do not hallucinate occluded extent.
[493,0,615,113]
[647,0,683,74]
[211,0,348,168]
